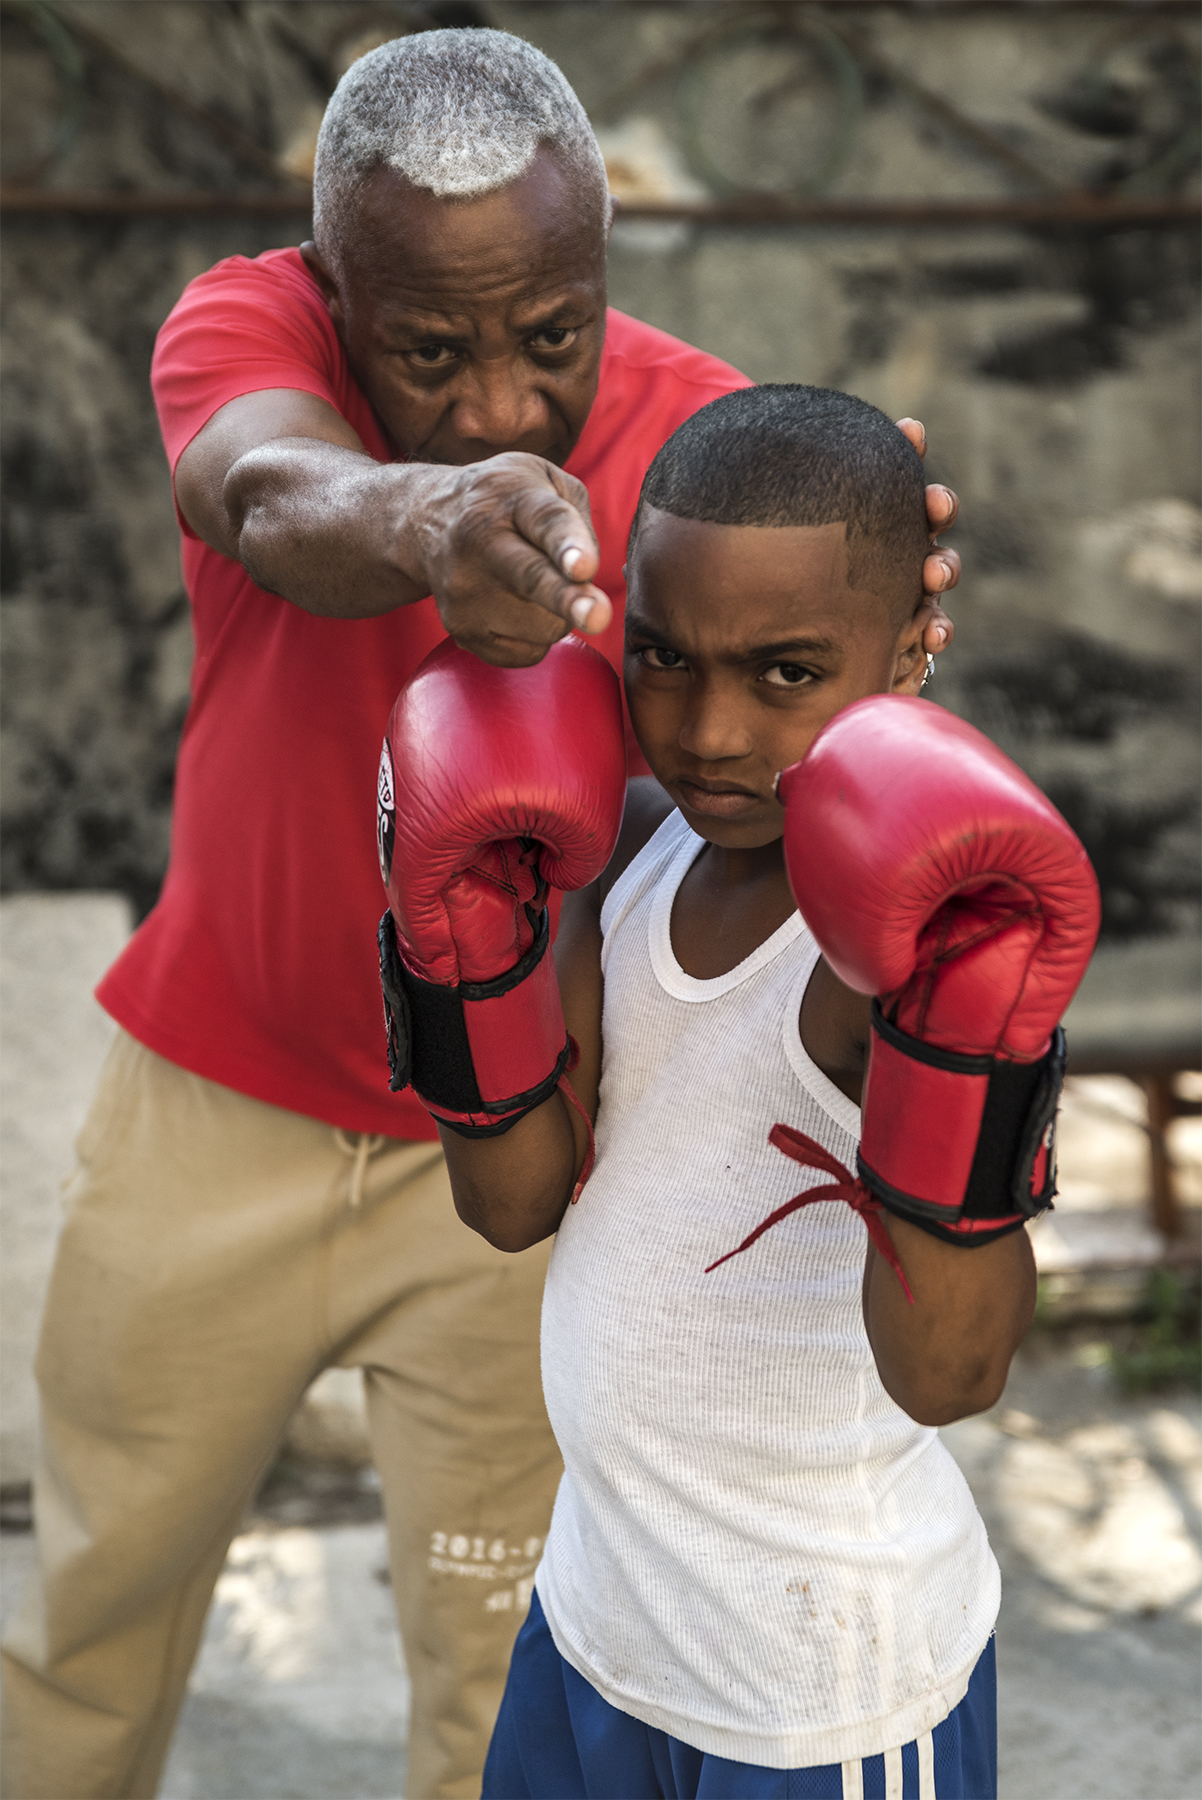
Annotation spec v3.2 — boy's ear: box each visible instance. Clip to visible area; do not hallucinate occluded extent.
[890,602,928,694]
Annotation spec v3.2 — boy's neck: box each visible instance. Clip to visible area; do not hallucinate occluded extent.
[671,833,797,981]
[693,834,786,889]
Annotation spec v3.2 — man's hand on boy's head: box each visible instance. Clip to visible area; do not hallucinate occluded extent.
[896,418,959,657]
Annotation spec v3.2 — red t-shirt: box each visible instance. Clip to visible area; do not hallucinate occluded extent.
[97,248,750,1136]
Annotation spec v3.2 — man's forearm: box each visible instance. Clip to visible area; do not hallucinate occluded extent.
[223,438,441,618]
[176,389,613,661]
[863,1219,1036,1426]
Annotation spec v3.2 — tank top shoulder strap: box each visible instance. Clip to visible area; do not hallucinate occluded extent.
[600,809,697,963]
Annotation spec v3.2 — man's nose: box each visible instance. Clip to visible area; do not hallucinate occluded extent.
[449,359,548,450]
[677,680,753,764]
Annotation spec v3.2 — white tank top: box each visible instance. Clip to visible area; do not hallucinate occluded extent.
[537,810,999,1770]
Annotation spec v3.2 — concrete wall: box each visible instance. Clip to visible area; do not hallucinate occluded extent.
[2,1,1199,937]
[0,894,132,1482]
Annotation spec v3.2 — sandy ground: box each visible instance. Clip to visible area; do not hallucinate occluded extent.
[948,1340,1201,1800]
[3,1332,1197,1800]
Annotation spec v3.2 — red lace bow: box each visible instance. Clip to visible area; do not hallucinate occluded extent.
[705,1124,915,1305]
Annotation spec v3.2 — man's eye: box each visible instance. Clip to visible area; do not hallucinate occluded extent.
[409,344,456,366]
[762,662,813,688]
[530,327,576,351]
[638,645,684,670]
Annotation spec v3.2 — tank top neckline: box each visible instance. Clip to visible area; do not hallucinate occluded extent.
[649,814,807,1003]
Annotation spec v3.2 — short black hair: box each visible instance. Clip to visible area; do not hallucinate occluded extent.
[630,384,929,611]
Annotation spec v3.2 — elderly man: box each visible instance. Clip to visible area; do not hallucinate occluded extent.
[0,29,958,1800]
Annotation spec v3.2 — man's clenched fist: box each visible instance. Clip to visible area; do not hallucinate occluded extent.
[412,451,612,667]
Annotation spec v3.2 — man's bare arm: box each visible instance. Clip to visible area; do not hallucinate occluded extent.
[173,388,612,663]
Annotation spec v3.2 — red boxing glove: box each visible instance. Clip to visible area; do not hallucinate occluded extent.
[778,695,1100,1247]
[377,635,626,1137]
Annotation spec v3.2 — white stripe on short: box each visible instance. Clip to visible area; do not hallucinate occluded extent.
[841,1726,937,1799]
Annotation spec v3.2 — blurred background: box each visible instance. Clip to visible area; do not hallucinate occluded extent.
[1,3,1199,1797]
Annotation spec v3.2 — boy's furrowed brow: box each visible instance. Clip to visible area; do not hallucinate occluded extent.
[735,635,841,662]
[623,608,669,642]
[623,611,841,661]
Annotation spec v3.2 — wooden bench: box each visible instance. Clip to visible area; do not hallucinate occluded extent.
[1063,935,1202,1241]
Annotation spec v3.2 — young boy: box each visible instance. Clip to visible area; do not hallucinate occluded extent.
[376,385,1096,1799]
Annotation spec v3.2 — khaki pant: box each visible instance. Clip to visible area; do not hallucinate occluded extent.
[1,1031,562,1800]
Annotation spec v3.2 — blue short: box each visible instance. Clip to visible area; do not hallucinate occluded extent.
[483,1590,996,1800]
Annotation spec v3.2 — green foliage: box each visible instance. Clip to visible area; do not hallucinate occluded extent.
[1107,1269,1202,1395]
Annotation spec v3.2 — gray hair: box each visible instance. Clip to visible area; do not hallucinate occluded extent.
[313,28,610,263]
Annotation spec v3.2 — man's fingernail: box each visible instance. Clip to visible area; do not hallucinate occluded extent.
[934,624,949,646]
[562,546,586,577]
[570,597,595,629]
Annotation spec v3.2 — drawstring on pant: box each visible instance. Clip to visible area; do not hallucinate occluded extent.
[333,1130,386,1210]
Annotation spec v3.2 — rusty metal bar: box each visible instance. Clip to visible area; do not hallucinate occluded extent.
[583,1,1200,8]
[2,187,1196,226]
[614,195,1200,224]
[0,188,313,215]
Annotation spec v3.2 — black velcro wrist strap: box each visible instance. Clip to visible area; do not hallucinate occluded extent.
[378,910,412,1095]
[377,909,568,1119]
[880,1208,1031,1250]
[434,1100,558,1140]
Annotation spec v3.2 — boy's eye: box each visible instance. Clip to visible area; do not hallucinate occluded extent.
[638,645,684,671]
[762,662,814,688]
[408,343,457,367]
[530,326,577,351]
